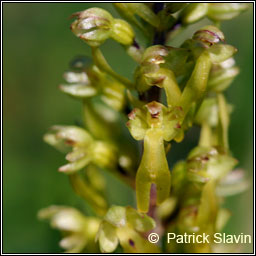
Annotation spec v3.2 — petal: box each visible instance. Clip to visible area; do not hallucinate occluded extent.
[59,157,91,174]
[104,206,126,227]
[59,84,97,98]
[97,221,119,253]
[126,207,155,232]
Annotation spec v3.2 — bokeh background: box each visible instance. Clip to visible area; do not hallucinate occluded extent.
[3,3,253,253]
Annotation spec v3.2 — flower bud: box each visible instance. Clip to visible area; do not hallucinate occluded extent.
[187,146,238,183]
[135,45,184,100]
[207,44,237,63]
[193,25,224,46]
[208,58,240,92]
[135,45,169,91]
[180,3,248,25]
[71,8,135,47]
[191,26,237,65]
[111,19,134,45]
[142,45,169,65]
[114,3,160,28]
[216,169,249,197]
[71,8,113,47]
[180,3,208,24]
[207,3,249,21]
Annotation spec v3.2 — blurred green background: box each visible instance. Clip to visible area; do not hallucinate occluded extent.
[3,3,253,253]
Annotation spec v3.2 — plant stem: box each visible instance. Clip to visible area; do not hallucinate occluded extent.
[140,3,166,103]
[145,2,166,235]
[199,122,212,147]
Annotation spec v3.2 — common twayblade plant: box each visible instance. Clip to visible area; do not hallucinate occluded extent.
[38,3,249,254]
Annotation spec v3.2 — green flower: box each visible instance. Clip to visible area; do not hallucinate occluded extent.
[127,101,183,212]
[71,8,113,47]
[187,146,238,183]
[41,3,249,254]
[71,8,134,47]
[180,3,248,24]
[96,206,159,253]
[43,125,117,174]
[208,58,240,92]
[113,3,159,35]
[135,45,185,107]
[207,3,249,21]
[191,26,237,63]
[193,25,225,45]
[216,169,249,197]
[60,56,125,111]
[38,206,100,253]
[180,3,209,24]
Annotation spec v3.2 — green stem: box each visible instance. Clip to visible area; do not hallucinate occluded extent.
[91,47,134,89]
[82,99,113,141]
[217,93,229,150]
[199,122,212,147]
[162,69,182,107]
[69,172,108,216]
[179,51,212,116]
